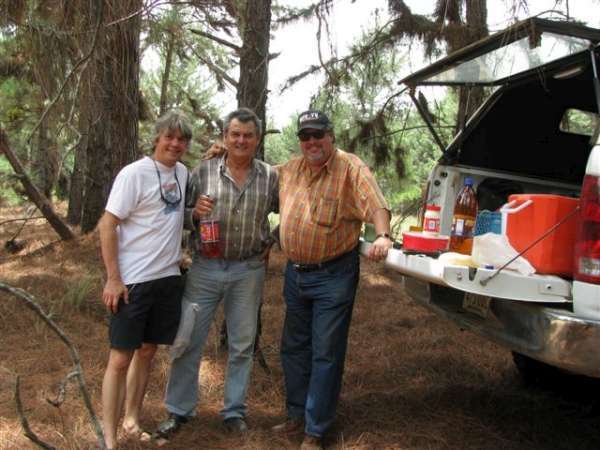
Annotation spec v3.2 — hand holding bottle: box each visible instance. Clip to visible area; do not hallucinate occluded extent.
[193,194,215,220]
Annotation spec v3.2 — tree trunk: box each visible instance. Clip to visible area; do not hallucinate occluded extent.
[0,129,74,240]
[236,0,272,161]
[67,108,88,225]
[80,0,142,233]
[32,115,57,199]
[159,31,175,116]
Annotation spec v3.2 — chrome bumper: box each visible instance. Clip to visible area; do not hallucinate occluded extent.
[404,276,600,378]
[359,240,600,378]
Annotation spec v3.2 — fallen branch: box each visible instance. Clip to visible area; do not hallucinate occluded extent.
[47,371,79,408]
[0,282,105,450]
[0,216,45,227]
[0,129,75,241]
[7,207,36,244]
[15,375,57,450]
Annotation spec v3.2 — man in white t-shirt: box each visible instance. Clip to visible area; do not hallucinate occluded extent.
[97,110,192,450]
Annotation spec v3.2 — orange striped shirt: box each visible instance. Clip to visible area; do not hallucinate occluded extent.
[279,149,389,263]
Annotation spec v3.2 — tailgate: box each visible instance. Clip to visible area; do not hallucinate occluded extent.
[361,241,571,304]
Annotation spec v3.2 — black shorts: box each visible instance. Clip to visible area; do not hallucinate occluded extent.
[109,275,184,350]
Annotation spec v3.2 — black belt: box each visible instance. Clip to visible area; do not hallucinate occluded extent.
[291,248,356,273]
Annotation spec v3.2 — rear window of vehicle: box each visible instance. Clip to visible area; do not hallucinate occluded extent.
[560,108,599,137]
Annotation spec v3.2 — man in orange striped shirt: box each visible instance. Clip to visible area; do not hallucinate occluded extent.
[273,110,393,450]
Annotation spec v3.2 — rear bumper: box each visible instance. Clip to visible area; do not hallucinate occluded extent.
[360,241,600,378]
[404,277,600,378]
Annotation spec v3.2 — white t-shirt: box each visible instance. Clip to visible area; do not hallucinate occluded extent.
[105,156,188,284]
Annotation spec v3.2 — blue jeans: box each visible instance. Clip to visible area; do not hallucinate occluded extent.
[164,255,265,419]
[280,249,360,437]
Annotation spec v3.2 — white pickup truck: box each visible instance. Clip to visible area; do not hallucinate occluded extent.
[362,17,600,381]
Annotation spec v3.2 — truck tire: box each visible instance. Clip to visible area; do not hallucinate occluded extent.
[511,352,562,386]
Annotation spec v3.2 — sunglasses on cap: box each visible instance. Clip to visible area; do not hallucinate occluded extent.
[297,129,326,142]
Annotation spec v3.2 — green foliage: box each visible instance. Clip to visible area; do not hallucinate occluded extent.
[0,158,26,205]
[263,118,299,165]
[139,4,234,166]
[0,72,40,153]
[560,108,598,136]
[0,11,83,203]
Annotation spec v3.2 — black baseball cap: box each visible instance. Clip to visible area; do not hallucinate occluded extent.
[297,110,333,132]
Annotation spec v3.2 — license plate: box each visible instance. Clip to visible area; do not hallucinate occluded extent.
[462,293,491,318]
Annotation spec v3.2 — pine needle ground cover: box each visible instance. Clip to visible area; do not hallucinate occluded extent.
[2,211,600,450]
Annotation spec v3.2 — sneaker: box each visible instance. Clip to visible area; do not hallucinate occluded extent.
[300,434,324,450]
[223,417,248,433]
[271,417,304,434]
[154,413,188,440]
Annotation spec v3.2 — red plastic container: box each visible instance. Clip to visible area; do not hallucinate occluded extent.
[503,194,579,276]
[402,231,449,253]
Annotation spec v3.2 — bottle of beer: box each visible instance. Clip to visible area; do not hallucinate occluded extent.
[449,177,478,255]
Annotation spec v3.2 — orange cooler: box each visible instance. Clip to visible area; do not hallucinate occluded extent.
[504,194,579,276]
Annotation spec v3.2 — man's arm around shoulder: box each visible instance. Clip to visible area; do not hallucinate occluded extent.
[98,211,128,314]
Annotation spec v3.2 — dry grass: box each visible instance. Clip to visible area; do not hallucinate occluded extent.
[2,210,600,450]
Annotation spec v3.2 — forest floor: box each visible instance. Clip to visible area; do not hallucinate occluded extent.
[2,206,600,450]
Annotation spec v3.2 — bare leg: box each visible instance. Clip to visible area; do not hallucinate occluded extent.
[102,348,134,450]
[122,343,157,435]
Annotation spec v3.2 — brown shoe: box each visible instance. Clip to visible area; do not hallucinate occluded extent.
[271,417,304,434]
[300,434,323,450]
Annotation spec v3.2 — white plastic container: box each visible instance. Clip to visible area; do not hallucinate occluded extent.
[423,204,441,236]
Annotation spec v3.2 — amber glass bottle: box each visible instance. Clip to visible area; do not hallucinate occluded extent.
[449,177,478,254]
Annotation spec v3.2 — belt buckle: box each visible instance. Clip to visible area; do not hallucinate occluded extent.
[293,262,316,272]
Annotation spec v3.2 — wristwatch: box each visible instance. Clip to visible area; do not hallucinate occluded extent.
[375,233,391,239]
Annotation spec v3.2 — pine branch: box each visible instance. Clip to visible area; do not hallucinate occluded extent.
[105,0,171,26]
[279,64,322,93]
[315,4,336,85]
[189,28,241,53]
[279,17,402,93]
[190,47,238,88]
[273,2,320,26]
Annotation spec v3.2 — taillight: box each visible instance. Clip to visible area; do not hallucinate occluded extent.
[574,174,600,283]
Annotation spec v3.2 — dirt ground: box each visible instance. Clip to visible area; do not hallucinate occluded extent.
[2,210,600,450]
